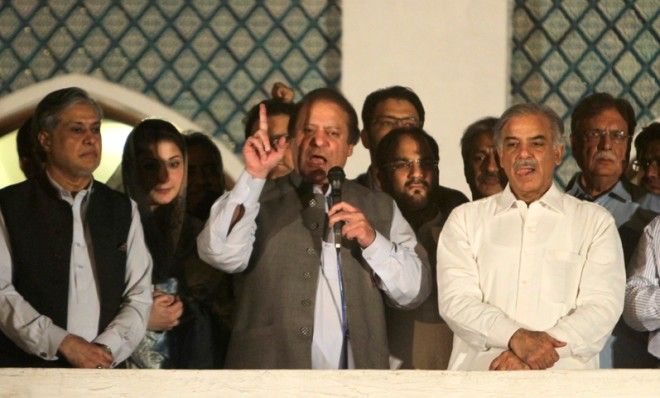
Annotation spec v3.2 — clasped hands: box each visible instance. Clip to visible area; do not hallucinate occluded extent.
[489,329,566,371]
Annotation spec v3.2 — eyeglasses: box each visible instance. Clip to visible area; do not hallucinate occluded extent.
[382,158,438,172]
[581,129,628,143]
[372,116,419,129]
[632,157,660,171]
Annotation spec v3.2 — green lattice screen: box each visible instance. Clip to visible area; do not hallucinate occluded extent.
[0,1,341,152]
[511,0,659,184]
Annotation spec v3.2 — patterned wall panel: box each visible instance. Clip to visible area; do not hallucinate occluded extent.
[0,1,341,152]
[511,0,659,185]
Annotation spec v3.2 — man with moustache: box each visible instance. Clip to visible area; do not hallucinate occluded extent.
[460,117,507,200]
[0,87,152,368]
[375,127,453,369]
[437,103,624,370]
[567,93,658,368]
[357,86,468,212]
[198,88,429,369]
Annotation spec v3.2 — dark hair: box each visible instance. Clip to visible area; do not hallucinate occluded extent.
[289,87,360,145]
[361,86,425,130]
[33,87,102,162]
[494,103,564,148]
[571,92,636,161]
[375,126,439,169]
[34,87,102,134]
[460,117,497,177]
[243,99,295,139]
[184,131,225,192]
[122,119,186,201]
[634,122,660,158]
[126,119,185,158]
[16,116,42,178]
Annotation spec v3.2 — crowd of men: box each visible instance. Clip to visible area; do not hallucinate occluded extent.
[0,83,658,370]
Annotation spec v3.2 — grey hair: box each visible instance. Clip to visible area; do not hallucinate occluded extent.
[493,103,564,149]
[34,87,103,133]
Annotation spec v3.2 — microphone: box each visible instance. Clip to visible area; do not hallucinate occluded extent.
[327,166,345,250]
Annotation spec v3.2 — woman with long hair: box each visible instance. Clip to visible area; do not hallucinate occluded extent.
[122,119,230,368]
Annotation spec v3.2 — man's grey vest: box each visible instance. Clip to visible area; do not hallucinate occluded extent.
[225,173,398,368]
[0,176,132,367]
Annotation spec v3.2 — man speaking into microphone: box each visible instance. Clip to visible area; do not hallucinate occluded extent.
[198,88,430,369]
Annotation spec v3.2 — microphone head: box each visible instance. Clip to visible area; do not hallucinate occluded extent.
[328,166,345,183]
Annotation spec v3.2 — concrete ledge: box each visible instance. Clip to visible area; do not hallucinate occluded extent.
[1,369,660,397]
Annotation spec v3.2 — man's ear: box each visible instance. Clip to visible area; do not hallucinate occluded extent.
[554,144,565,165]
[37,131,51,153]
[360,129,370,150]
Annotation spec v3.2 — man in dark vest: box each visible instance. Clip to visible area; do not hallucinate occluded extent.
[0,87,152,368]
[198,88,430,369]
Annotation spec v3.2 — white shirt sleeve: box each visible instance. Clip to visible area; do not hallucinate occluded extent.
[197,171,266,273]
[623,216,660,332]
[93,200,153,365]
[436,208,522,351]
[545,215,625,361]
[361,202,427,308]
[0,211,69,359]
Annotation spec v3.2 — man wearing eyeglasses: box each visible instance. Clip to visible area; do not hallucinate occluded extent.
[631,123,660,213]
[567,92,658,369]
[375,127,454,369]
[566,93,648,225]
[357,86,467,217]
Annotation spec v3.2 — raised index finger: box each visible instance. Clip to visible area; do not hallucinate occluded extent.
[257,103,271,152]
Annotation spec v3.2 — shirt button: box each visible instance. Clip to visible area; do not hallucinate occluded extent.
[306,247,316,256]
[310,222,319,230]
[301,299,311,307]
[299,326,311,337]
[303,271,312,280]
[309,198,317,208]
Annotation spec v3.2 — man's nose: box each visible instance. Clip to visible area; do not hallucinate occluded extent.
[83,129,99,144]
[485,152,499,172]
[311,130,327,146]
[408,161,423,177]
[597,132,613,150]
[647,161,659,178]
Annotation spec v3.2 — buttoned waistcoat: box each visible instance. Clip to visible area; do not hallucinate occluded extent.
[225,173,396,369]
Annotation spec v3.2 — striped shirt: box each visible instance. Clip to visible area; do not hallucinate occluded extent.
[624,215,660,359]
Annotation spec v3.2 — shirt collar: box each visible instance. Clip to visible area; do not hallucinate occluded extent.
[566,173,631,203]
[45,171,93,204]
[495,182,564,214]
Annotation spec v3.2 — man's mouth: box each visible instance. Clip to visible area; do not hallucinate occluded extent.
[307,154,327,167]
[513,159,537,177]
[479,174,501,185]
[406,179,429,191]
[80,151,98,159]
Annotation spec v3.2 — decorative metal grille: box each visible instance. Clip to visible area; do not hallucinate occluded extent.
[0,1,341,152]
[511,1,659,185]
